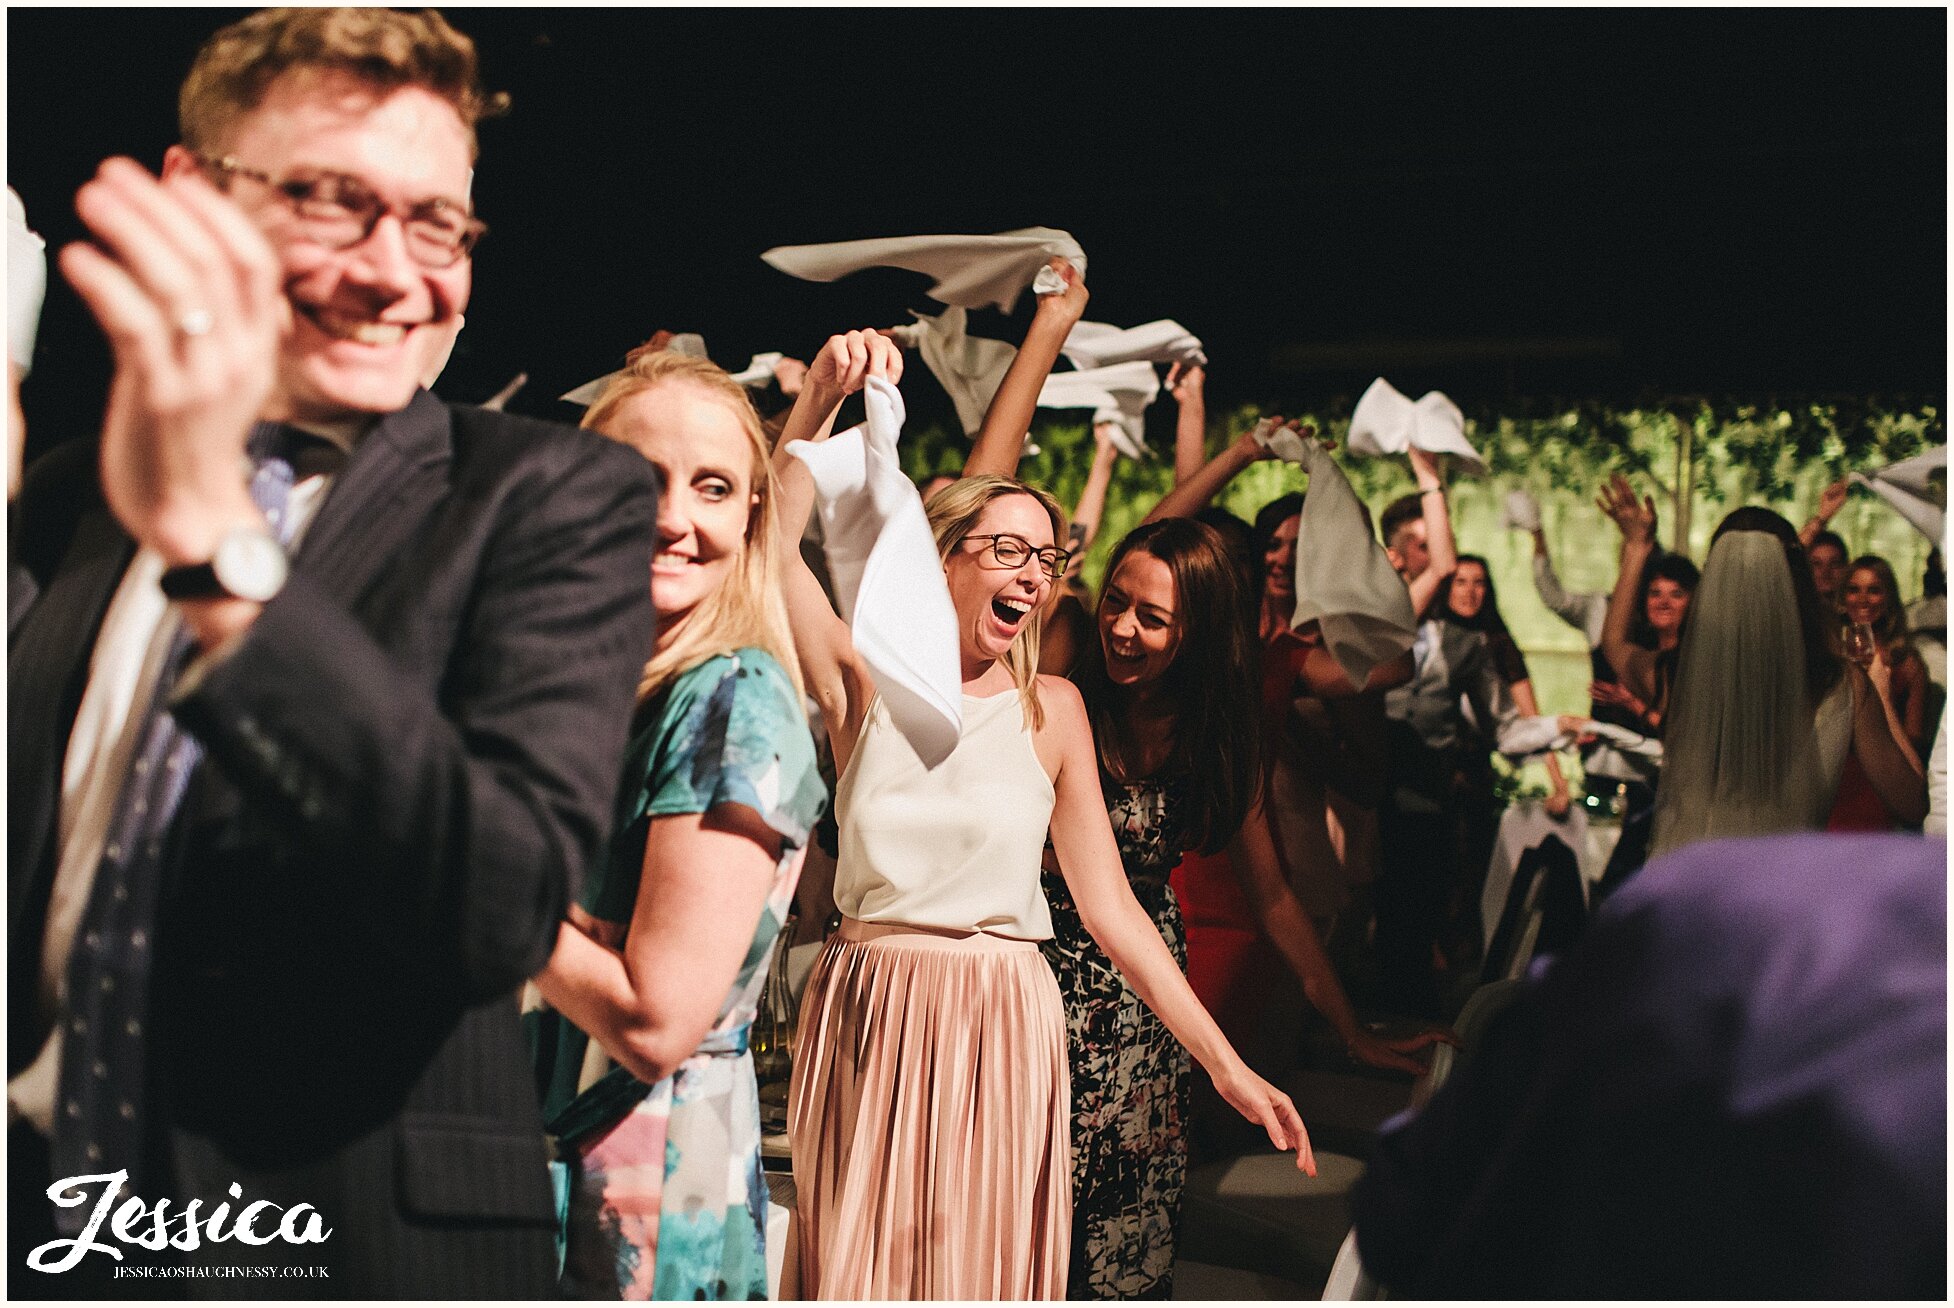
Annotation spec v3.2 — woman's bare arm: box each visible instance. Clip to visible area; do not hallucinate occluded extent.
[962,260,1090,478]
[769,330,902,769]
[1040,678,1314,1170]
[534,808,783,1085]
[1596,473,1661,705]
[1167,360,1208,485]
[1143,421,1270,524]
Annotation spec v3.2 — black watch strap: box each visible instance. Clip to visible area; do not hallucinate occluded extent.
[159,562,226,600]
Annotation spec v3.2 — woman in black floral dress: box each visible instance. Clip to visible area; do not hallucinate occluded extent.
[1042,518,1448,1299]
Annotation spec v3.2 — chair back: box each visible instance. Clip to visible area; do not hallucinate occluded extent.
[1322,1227,1387,1300]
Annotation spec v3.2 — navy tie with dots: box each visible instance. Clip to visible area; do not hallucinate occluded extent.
[51,423,303,1225]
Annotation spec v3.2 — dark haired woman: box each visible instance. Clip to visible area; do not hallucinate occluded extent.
[1440,554,1573,813]
[1041,518,1445,1299]
[1432,554,1571,960]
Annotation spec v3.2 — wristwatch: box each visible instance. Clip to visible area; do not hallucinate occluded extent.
[159,526,289,603]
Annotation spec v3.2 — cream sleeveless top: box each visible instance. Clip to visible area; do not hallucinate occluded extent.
[1813,675,1855,818]
[833,690,1057,940]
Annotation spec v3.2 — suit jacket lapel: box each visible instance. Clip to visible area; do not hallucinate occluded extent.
[295,390,454,607]
[8,506,136,974]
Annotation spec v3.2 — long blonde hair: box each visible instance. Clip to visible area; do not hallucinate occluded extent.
[582,346,801,703]
[926,475,1066,730]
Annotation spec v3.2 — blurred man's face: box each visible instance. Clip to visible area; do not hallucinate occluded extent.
[174,71,474,423]
[1809,542,1847,605]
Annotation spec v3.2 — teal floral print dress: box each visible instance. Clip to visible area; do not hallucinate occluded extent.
[526,650,826,1300]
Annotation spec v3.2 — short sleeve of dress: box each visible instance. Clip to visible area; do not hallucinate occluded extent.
[641,648,827,847]
[1488,630,1532,687]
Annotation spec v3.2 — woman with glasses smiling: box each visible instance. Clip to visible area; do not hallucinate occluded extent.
[774,286,1311,1300]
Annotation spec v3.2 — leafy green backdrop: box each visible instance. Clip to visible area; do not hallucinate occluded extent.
[902,397,1944,793]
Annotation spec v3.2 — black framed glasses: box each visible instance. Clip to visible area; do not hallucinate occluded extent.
[967,533,1071,577]
[197,154,486,269]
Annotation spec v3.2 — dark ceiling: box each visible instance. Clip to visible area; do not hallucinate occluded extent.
[10,7,1944,454]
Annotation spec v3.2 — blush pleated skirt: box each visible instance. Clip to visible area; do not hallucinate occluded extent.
[787,918,1071,1300]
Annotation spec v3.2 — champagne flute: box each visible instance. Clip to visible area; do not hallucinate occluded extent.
[1843,621,1877,667]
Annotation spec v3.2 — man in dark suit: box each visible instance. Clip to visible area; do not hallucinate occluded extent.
[8,9,655,1296]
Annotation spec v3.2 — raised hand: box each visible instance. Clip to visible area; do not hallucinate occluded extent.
[60,157,284,565]
[1815,477,1849,524]
[1030,257,1089,332]
[804,329,903,409]
[1596,473,1657,546]
[1166,359,1205,405]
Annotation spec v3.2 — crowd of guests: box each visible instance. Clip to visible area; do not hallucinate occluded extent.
[7,7,1942,1302]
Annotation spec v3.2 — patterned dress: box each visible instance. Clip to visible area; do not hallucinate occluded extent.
[526,650,826,1300]
[1040,772,1195,1300]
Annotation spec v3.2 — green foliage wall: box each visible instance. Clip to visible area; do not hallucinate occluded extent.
[900,396,1944,732]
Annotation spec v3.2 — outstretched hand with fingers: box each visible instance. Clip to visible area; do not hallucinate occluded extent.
[1213,1061,1317,1173]
[1597,473,1657,546]
[61,156,283,565]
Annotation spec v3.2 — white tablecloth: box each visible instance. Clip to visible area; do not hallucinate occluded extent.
[1480,801,1623,953]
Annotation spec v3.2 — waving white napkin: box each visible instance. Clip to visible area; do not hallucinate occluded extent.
[762,227,1086,315]
[1347,376,1487,476]
[1291,440,1418,688]
[1850,445,1946,544]
[1037,360,1160,459]
[726,352,785,388]
[786,376,962,768]
[1251,417,1313,465]
[1503,489,1543,532]
[1060,318,1206,372]
[1499,716,1664,761]
[886,306,1019,437]
[560,334,717,406]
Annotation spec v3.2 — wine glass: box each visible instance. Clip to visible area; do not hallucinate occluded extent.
[1843,622,1877,667]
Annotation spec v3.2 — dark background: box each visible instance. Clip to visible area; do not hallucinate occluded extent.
[9,7,1946,456]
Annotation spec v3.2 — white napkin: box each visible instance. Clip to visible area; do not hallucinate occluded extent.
[887,306,1019,437]
[1060,318,1206,372]
[1503,489,1543,532]
[1037,360,1159,459]
[761,227,1087,315]
[8,187,45,374]
[1291,440,1419,688]
[1347,376,1487,476]
[787,376,963,768]
[1251,417,1312,465]
[1850,445,1946,545]
[1499,716,1665,761]
[559,333,714,406]
[726,352,785,388]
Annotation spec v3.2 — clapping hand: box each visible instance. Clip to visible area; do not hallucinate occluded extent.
[60,157,283,566]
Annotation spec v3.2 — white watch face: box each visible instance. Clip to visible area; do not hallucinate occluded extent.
[212,529,289,603]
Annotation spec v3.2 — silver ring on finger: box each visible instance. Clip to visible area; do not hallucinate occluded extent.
[176,307,215,338]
